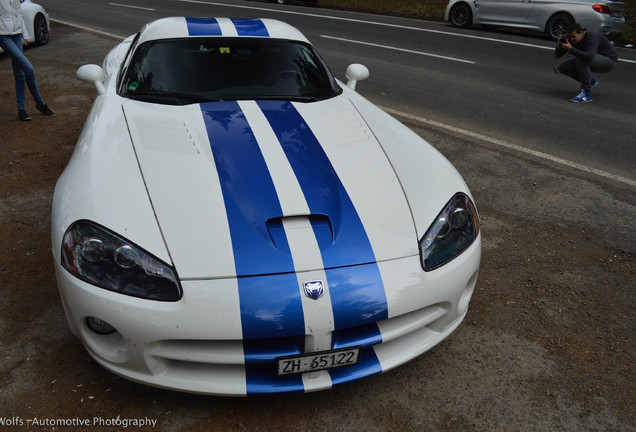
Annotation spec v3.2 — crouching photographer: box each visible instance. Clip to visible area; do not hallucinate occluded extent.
[554,23,618,103]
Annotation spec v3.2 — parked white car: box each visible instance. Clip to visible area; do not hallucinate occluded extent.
[0,0,49,53]
[445,0,625,40]
[52,17,481,395]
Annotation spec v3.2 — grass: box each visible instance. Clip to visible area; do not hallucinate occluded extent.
[317,0,635,45]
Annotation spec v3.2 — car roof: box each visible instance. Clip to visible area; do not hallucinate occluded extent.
[137,17,310,45]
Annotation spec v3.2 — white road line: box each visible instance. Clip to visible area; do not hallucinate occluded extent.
[176,0,635,63]
[108,3,155,11]
[381,106,636,188]
[321,35,475,64]
[51,19,126,40]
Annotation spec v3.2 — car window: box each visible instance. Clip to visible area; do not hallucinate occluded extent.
[119,37,342,104]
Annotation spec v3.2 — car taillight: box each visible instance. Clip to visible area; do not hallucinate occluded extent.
[593,4,613,14]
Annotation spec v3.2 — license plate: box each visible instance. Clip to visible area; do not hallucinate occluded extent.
[277,347,360,375]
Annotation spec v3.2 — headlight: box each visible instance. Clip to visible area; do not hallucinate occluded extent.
[61,220,182,301]
[420,193,479,271]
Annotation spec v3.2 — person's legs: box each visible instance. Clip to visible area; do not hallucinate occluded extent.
[558,54,615,102]
[558,55,614,89]
[574,58,593,91]
[0,34,45,110]
[557,58,581,85]
[589,54,616,77]
[0,35,27,110]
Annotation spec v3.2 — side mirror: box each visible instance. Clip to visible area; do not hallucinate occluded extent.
[345,64,369,90]
[77,64,106,95]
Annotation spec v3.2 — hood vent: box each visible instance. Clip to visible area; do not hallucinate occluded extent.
[266,214,333,251]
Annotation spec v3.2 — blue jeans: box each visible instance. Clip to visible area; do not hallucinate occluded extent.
[557,54,616,91]
[0,33,44,110]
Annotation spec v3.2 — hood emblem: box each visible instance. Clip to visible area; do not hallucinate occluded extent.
[303,280,324,300]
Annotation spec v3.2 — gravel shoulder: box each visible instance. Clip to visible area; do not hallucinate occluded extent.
[0,23,634,431]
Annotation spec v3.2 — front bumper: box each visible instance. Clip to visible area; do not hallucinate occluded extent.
[54,238,480,395]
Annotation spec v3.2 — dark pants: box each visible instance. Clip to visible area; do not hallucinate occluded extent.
[557,54,616,91]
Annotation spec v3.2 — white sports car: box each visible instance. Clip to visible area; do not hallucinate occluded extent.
[52,17,481,395]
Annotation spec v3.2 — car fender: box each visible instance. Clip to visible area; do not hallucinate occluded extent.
[342,85,473,239]
[51,93,170,266]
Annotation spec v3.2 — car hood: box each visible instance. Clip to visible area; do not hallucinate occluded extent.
[123,97,418,279]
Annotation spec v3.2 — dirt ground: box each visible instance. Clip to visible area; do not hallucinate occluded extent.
[0,23,634,431]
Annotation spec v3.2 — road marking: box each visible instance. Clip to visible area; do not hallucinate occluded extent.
[321,35,475,64]
[176,0,635,63]
[381,106,636,188]
[108,3,155,11]
[51,19,126,40]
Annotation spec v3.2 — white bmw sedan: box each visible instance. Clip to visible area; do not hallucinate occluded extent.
[52,17,481,395]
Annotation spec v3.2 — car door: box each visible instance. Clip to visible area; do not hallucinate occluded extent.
[474,0,535,26]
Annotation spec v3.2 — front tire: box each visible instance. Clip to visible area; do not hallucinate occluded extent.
[449,3,473,28]
[33,13,49,46]
[546,13,574,40]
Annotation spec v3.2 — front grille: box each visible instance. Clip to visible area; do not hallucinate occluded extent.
[146,303,449,373]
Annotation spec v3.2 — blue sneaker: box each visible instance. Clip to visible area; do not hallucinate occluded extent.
[591,78,598,87]
[570,89,593,103]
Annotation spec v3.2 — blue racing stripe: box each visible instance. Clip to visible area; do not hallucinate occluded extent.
[185,17,222,36]
[201,101,306,393]
[329,347,383,385]
[200,100,304,324]
[201,101,295,277]
[326,264,388,329]
[245,363,304,394]
[332,321,383,350]
[231,18,269,37]
[256,100,389,330]
[236,273,305,339]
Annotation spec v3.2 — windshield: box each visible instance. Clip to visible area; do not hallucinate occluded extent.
[119,37,342,104]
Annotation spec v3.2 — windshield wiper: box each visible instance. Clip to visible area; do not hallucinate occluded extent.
[126,91,220,105]
[253,95,318,103]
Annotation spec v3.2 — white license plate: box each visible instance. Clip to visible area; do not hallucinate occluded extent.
[277,347,360,375]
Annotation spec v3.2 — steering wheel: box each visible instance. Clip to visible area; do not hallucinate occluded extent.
[265,70,302,86]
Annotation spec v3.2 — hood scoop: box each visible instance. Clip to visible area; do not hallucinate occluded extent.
[266,214,333,250]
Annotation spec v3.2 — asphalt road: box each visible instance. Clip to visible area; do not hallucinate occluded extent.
[1,15,634,432]
[39,0,636,183]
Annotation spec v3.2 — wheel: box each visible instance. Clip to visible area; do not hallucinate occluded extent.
[449,3,473,29]
[273,0,287,4]
[32,13,49,46]
[546,13,574,40]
